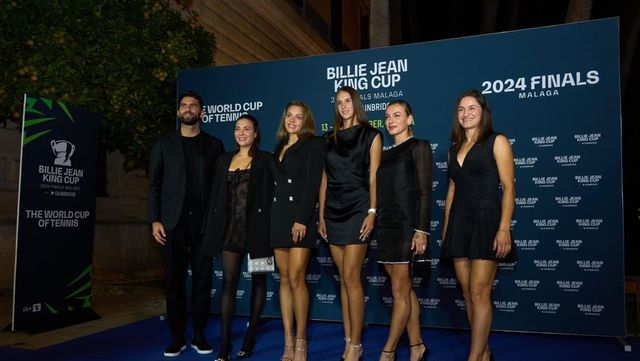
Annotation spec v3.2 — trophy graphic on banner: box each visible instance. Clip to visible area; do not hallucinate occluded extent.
[50,140,75,166]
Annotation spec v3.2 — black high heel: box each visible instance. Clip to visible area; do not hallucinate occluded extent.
[489,353,495,361]
[237,334,256,358]
[409,342,429,361]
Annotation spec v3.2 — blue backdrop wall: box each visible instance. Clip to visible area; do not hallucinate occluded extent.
[178,18,624,336]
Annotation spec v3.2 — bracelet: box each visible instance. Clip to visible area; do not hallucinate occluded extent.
[414,229,430,235]
[367,208,377,215]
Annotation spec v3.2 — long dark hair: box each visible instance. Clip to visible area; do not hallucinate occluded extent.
[276,101,316,144]
[450,90,493,151]
[236,114,260,157]
[332,86,371,144]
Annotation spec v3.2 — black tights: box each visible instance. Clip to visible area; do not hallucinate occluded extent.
[219,250,267,356]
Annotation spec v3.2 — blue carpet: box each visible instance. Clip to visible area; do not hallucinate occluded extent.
[1,315,638,361]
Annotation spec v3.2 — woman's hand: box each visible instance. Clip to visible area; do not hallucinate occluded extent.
[359,213,375,241]
[411,232,428,255]
[493,229,512,258]
[317,218,327,241]
[291,222,307,243]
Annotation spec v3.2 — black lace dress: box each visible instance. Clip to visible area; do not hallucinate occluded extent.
[222,169,250,253]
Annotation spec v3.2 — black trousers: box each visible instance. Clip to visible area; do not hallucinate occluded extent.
[164,209,213,338]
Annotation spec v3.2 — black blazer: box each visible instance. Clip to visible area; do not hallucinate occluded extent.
[147,130,225,230]
[202,150,274,258]
[270,136,326,246]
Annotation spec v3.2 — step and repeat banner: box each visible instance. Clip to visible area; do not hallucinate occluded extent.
[179,18,624,336]
[12,95,100,333]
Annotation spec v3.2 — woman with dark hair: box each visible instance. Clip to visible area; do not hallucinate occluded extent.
[441,90,516,361]
[318,86,382,361]
[202,114,273,361]
[376,100,431,361]
[270,101,325,361]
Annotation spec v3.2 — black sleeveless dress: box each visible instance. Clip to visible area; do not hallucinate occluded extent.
[376,138,433,263]
[324,125,381,245]
[441,133,517,262]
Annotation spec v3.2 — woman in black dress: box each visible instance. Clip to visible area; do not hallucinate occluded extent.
[202,115,273,361]
[318,86,382,361]
[376,100,431,361]
[270,101,325,361]
[441,90,516,361]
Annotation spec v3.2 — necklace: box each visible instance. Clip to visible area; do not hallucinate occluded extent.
[392,136,413,148]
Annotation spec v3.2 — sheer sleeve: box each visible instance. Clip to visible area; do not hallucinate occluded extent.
[411,140,433,233]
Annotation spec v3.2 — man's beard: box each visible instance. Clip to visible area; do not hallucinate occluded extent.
[179,111,200,126]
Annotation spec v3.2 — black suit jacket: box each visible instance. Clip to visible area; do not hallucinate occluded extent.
[147,130,225,230]
[270,136,326,245]
[202,150,274,258]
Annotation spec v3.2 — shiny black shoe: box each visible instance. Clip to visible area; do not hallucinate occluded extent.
[191,334,213,355]
[409,342,429,361]
[164,337,187,357]
[489,353,496,361]
[237,334,256,358]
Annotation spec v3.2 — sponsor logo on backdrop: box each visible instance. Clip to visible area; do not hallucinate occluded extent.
[236,290,245,299]
[430,220,440,231]
[555,196,581,207]
[556,239,582,251]
[533,219,559,230]
[272,273,281,281]
[382,296,394,306]
[366,275,388,286]
[436,161,448,171]
[577,260,604,272]
[419,298,440,309]
[515,279,540,291]
[202,101,264,123]
[554,154,581,166]
[432,180,439,191]
[436,199,445,208]
[514,239,539,251]
[455,299,466,310]
[326,59,408,92]
[492,279,500,290]
[576,218,603,230]
[266,291,274,301]
[306,274,321,284]
[242,271,251,280]
[481,70,600,100]
[437,277,458,289]
[575,174,602,186]
[211,288,217,296]
[213,270,221,278]
[574,133,601,145]
[516,197,539,208]
[515,157,538,169]
[50,140,75,166]
[577,304,604,316]
[498,261,517,271]
[531,136,557,147]
[494,301,519,312]
[430,143,439,152]
[509,138,516,145]
[534,302,561,314]
[557,280,583,292]
[534,259,560,271]
[316,293,337,304]
[532,176,557,188]
[316,256,334,266]
[430,258,440,269]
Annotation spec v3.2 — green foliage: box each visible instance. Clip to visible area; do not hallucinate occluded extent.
[0,0,216,170]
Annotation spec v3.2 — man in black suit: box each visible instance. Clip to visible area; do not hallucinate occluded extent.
[148,90,225,357]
